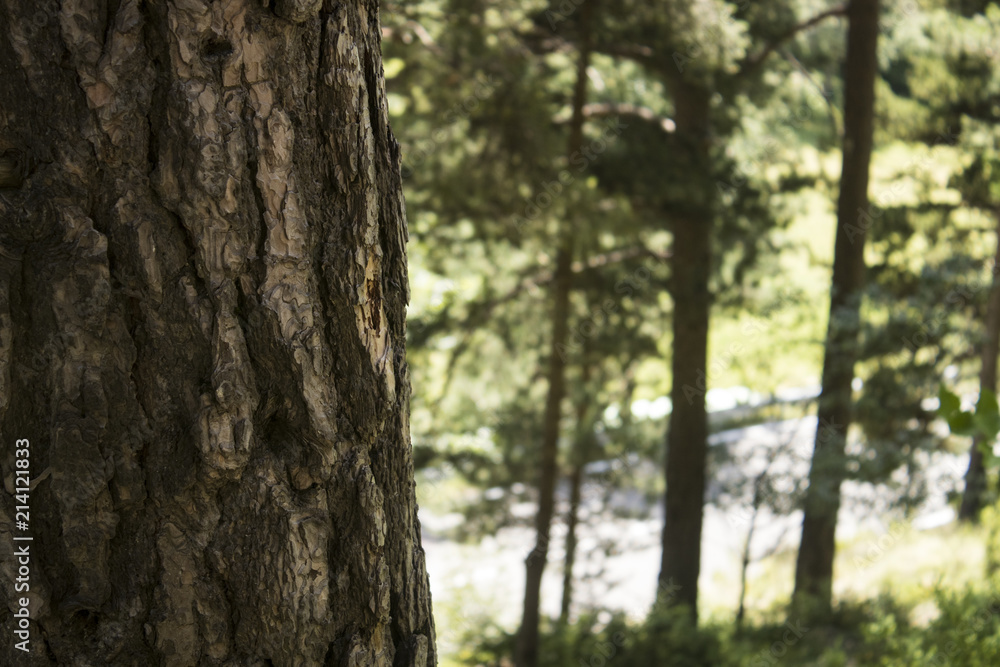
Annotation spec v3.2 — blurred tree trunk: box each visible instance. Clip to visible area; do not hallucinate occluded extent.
[793,0,880,617]
[0,1,435,665]
[559,462,584,624]
[559,360,595,624]
[960,213,1000,521]
[514,2,594,667]
[736,478,763,632]
[516,241,571,667]
[658,82,712,621]
[516,3,593,665]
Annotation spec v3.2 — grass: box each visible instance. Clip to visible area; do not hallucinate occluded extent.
[448,517,1000,665]
[429,510,996,665]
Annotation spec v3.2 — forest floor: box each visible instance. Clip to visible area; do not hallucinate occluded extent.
[418,415,978,663]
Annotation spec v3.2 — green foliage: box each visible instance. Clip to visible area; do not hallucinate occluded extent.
[861,587,1000,665]
[457,606,723,667]
[636,606,723,667]
[460,587,1000,666]
[981,503,1000,575]
[938,385,1000,455]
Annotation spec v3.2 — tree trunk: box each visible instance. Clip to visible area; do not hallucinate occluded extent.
[793,0,879,617]
[559,360,594,625]
[515,3,592,665]
[735,506,757,632]
[658,82,712,621]
[515,243,571,667]
[736,474,766,633]
[959,212,1000,522]
[558,462,584,625]
[0,1,435,665]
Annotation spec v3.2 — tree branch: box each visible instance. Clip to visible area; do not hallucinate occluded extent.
[595,41,684,88]
[581,103,676,133]
[521,25,684,88]
[496,245,671,311]
[524,30,658,66]
[414,245,671,347]
[739,5,848,77]
[593,42,655,62]
[782,50,842,138]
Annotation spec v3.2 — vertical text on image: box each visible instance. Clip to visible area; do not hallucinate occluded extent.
[12,437,32,653]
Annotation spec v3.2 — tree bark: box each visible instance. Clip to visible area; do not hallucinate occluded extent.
[959,212,1000,522]
[515,3,593,666]
[793,0,879,617]
[658,81,712,622]
[0,1,435,665]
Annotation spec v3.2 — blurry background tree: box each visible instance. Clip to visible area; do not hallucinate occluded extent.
[794,0,880,619]
[381,0,1000,665]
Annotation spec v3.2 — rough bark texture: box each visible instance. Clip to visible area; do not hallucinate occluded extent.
[793,0,879,616]
[0,1,435,665]
[658,82,712,621]
[960,213,1000,522]
[514,4,592,666]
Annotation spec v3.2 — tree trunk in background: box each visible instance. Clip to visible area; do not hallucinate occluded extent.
[515,3,593,665]
[0,1,435,665]
[658,82,712,621]
[960,213,1000,522]
[793,0,879,617]
[516,243,572,667]
[559,361,594,624]
[559,462,584,624]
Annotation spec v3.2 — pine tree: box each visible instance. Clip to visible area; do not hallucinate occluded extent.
[794,0,881,617]
[0,2,435,663]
